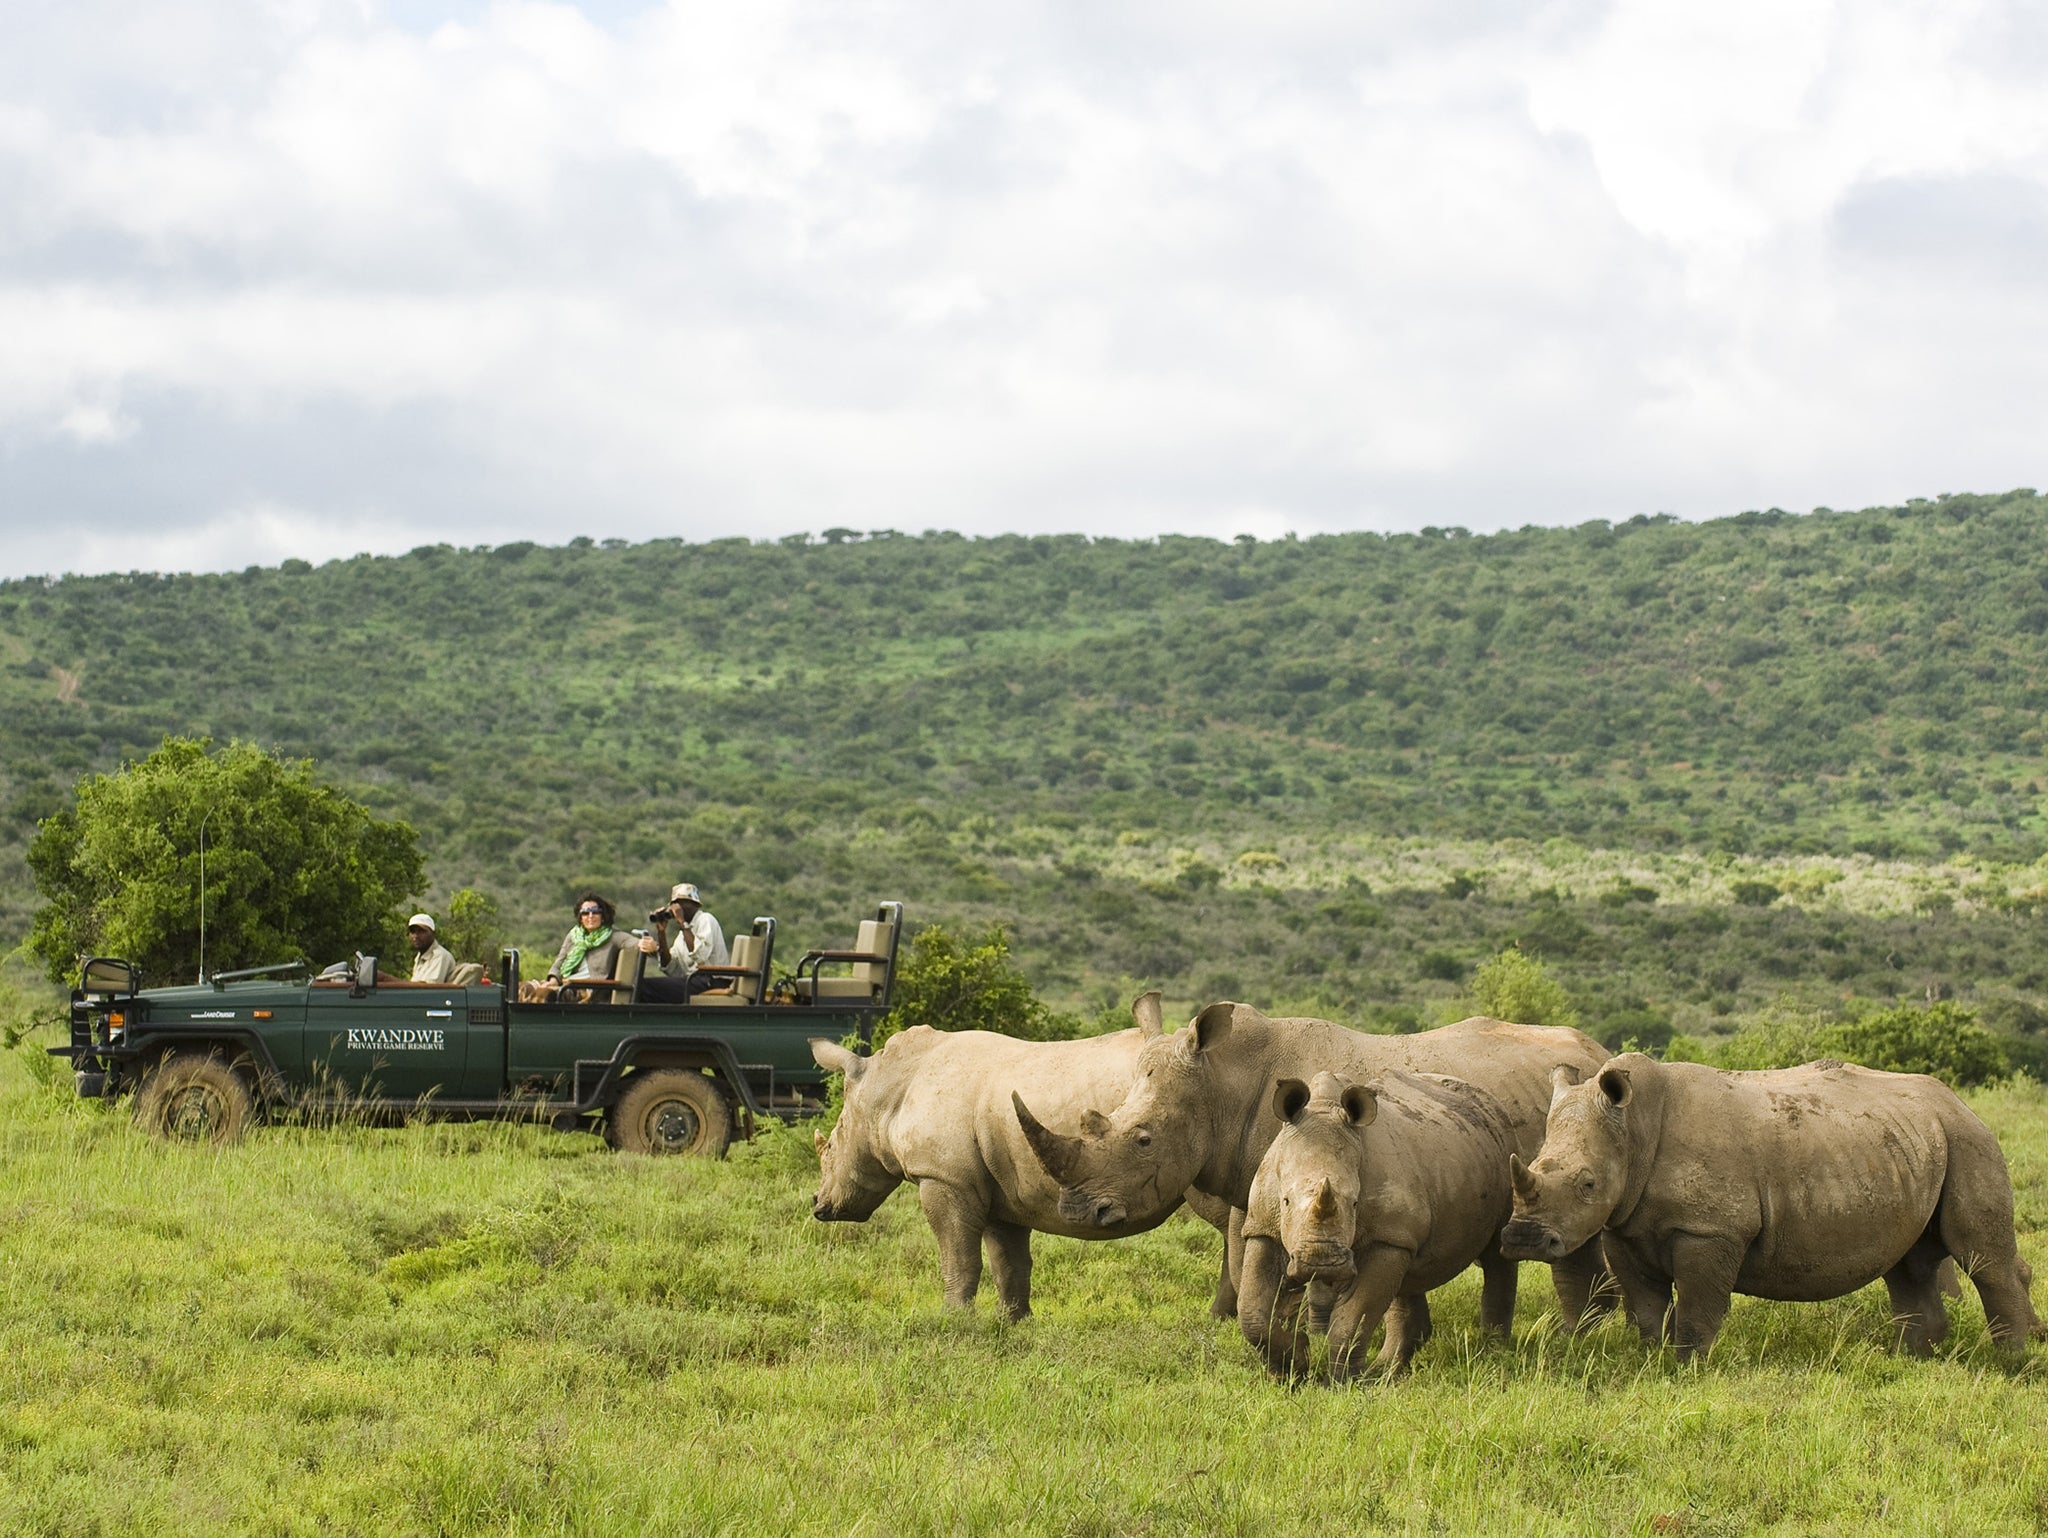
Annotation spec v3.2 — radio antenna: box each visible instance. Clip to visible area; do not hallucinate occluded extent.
[198,809,214,984]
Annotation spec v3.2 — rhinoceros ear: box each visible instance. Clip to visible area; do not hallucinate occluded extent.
[1272,1078,1312,1123]
[1550,1064,1581,1104]
[810,1039,867,1083]
[1131,990,1165,1039]
[1190,1002,1237,1055]
[813,1128,827,1155]
[1596,1062,1633,1109]
[1341,1082,1379,1127]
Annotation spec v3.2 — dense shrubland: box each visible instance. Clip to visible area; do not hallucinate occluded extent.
[4,492,2048,1065]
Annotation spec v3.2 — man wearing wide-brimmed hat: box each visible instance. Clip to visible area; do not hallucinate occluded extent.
[637,882,729,1002]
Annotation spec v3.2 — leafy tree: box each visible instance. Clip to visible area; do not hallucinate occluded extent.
[26,737,422,986]
[1467,946,1581,1031]
[874,922,1077,1046]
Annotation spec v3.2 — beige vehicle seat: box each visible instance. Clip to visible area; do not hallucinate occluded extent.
[558,947,639,1005]
[694,921,773,1007]
[604,944,645,1006]
[449,962,484,987]
[794,915,894,1003]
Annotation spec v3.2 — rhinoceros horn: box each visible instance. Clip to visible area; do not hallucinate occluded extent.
[1131,990,1165,1039]
[1310,1179,1336,1222]
[1013,1091,1085,1183]
[1509,1153,1538,1201]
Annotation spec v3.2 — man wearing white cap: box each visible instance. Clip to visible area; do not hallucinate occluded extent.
[637,882,728,1002]
[408,914,459,984]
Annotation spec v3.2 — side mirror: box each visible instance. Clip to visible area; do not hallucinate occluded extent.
[80,957,139,996]
[352,952,378,996]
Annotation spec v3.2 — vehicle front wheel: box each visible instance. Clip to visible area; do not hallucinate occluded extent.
[135,1052,255,1146]
[608,1070,732,1158]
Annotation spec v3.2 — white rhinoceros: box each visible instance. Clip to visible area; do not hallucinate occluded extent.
[1499,1053,2043,1361]
[810,1022,1230,1321]
[1015,997,1613,1323]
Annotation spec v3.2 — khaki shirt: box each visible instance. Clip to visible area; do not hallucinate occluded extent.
[412,941,459,983]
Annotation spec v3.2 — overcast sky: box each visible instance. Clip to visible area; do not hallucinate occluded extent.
[3,0,2045,579]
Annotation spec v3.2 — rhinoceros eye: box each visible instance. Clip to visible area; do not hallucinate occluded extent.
[1574,1171,1597,1199]
[1134,1129,1152,1149]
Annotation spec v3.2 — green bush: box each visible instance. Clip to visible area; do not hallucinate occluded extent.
[1708,1008,1837,1071]
[1706,1001,2009,1087]
[1418,950,1464,982]
[1466,947,1580,1032]
[874,923,1079,1046]
[1821,1001,2009,1086]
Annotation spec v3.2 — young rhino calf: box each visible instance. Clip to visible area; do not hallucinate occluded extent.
[1240,1070,1517,1383]
[1500,1054,2043,1362]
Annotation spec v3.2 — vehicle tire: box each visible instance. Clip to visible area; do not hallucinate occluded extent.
[135,1052,254,1146]
[608,1070,732,1158]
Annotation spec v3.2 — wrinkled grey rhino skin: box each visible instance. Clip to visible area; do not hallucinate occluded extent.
[1499,1053,2044,1362]
[810,1027,1231,1321]
[1014,998,1612,1323]
[1240,1070,1518,1383]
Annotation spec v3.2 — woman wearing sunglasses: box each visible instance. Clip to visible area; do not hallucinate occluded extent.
[542,891,632,1003]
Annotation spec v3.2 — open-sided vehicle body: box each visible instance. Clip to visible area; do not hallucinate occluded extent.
[55,903,903,1157]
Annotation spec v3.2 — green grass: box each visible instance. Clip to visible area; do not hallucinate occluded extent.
[3,1038,2046,1536]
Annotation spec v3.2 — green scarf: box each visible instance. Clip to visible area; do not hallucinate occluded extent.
[559,924,613,978]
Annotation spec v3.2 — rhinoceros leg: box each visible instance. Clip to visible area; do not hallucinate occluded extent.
[1542,1238,1614,1332]
[1238,1236,1311,1380]
[983,1222,1034,1323]
[1210,1207,1245,1321]
[1326,1244,1415,1384]
[1477,1243,1517,1340]
[1666,1233,1744,1362]
[1883,1237,1952,1356]
[916,1178,987,1310]
[1602,1237,1674,1348]
[1381,1293,1431,1363]
[1932,1148,2042,1356]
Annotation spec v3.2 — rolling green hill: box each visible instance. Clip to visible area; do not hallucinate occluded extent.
[5,490,2048,1054]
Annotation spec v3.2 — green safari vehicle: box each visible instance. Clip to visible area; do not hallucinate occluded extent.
[54,902,902,1157]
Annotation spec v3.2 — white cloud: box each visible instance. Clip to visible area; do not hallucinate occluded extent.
[1,0,2044,579]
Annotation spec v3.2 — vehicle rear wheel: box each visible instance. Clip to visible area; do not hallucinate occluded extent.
[609,1070,732,1157]
[135,1052,254,1146]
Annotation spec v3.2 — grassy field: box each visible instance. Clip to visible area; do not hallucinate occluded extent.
[3,1035,2046,1537]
